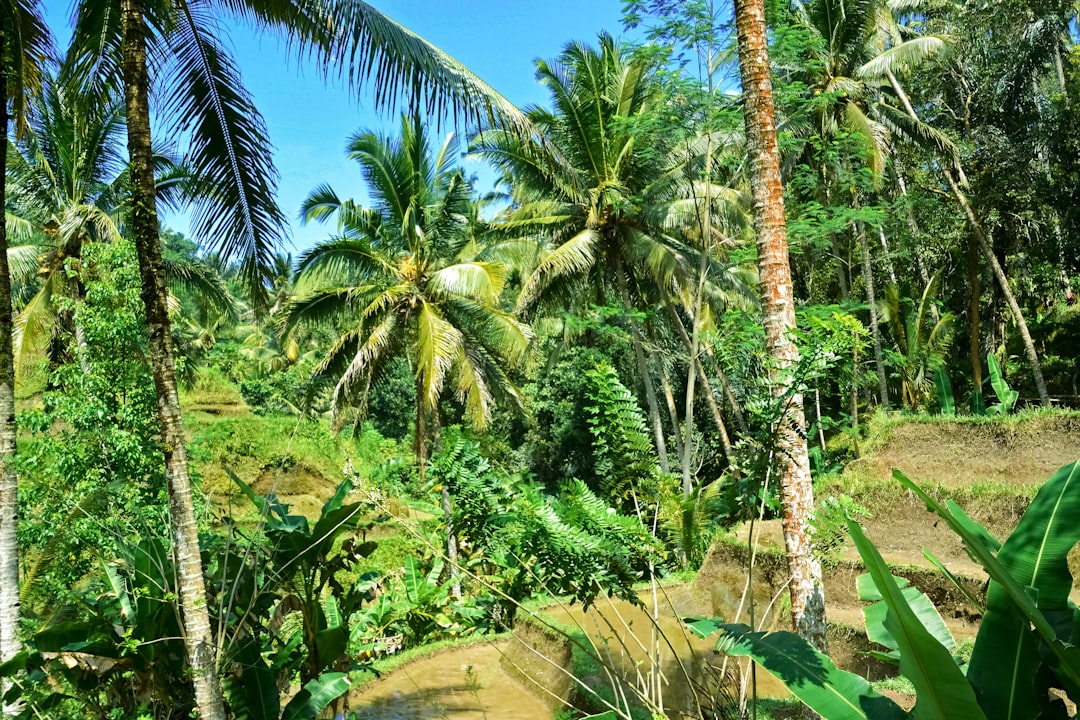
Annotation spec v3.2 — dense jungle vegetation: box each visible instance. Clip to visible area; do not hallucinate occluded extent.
[0,0,1079,718]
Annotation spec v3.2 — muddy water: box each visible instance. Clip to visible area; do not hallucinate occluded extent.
[348,585,790,720]
[541,585,790,715]
[349,643,553,720]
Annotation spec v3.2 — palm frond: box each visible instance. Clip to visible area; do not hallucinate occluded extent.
[160,3,287,309]
[415,301,462,411]
[857,36,947,78]
[516,228,598,314]
[257,0,530,132]
[4,0,53,136]
[427,262,504,304]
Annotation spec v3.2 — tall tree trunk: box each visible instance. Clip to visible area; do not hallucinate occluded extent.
[877,226,898,287]
[893,170,937,321]
[431,418,460,597]
[703,344,750,433]
[734,0,828,657]
[662,302,734,479]
[968,234,983,395]
[858,221,890,409]
[0,31,22,718]
[657,368,685,464]
[942,170,1049,407]
[632,327,670,473]
[119,3,226,718]
[829,233,850,300]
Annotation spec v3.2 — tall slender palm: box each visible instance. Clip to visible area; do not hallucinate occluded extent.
[6,67,228,379]
[0,4,50,713]
[66,1,528,715]
[473,34,744,470]
[285,114,531,588]
[734,0,828,660]
[7,67,130,375]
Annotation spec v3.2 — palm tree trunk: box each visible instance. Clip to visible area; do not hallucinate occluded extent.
[119,3,226,718]
[657,369,684,463]
[968,235,983,396]
[432,418,461,598]
[632,327,670,473]
[734,0,828,657]
[942,169,1049,407]
[858,221,889,409]
[893,170,937,321]
[703,344,749,433]
[0,31,23,718]
[877,226,898,287]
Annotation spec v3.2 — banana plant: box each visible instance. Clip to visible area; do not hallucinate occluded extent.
[688,460,1080,720]
[219,472,379,719]
[986,353,1019,414]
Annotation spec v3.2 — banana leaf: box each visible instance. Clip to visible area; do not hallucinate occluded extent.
[858,573,955,659]
[222,637,280,720]
[986,354,1018,413]
[848,519,984,720]
[920,548,985,613]
[896,466,1080,707]
[967,460,1080,719]
[686,619,907,720]
[281,672,351,720]
[934,368,954,415]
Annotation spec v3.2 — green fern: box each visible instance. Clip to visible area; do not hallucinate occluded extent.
[583,362,661,504]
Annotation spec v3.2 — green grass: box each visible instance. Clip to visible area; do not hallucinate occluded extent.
[180,366,247,407]
[186,414,402,499]
[858,407,1080,456]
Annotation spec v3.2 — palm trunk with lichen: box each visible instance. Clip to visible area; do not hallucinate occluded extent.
[0,30,23,718]
[734,0,828,656]
[119,2,226,717]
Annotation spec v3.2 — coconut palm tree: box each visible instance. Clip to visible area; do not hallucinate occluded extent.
[0,5,50,712]
[6,67,231,380]
[472,34,749,472]
[284,114,531,591]
[784,0,953,410]
[734,0,828,658]
[63,0,529,713]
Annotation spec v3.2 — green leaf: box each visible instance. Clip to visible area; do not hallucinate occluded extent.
[847,519,984,720]
[896,468,1080,707]
[102,562,134,623]
[0,651,30,678]
[281,672,351,720]
[222,637,280,720]
[968,460,1080,720]
[934,368,954,415]
[987,353,1018,413]
[309,504,363,556]
[320,476,354,516]
[692,622,907,720]
[860,581,955,657]
[857,573,909,602]
[920,548,985,613]
[313,626,348,671]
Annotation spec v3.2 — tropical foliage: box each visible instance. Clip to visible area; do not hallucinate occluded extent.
[1,1,1080,719]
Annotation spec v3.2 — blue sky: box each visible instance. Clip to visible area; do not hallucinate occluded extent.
[45,1,629,253]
